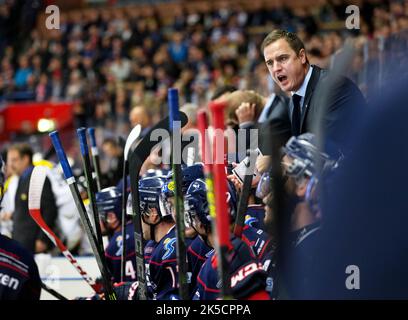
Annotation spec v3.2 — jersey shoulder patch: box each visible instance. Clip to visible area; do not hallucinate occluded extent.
[162,237,176,260]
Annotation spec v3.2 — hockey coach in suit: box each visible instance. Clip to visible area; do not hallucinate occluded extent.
[261,29,366,152]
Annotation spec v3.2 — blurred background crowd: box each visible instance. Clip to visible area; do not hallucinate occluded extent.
[1,0,407,141]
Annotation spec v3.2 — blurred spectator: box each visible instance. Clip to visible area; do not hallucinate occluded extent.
[14,55,32,89]
[7,143,58,254]
[101,138,124,186]
[168,31,189,64]
[129,105,152,137]
[109,53,131,82]
[2,0,402,112]
[0,159,19,237]
[35,73,51,102]
[66,70,83,100]
[180,102,198,132]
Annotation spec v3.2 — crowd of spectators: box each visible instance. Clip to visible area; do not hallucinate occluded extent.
[1,0,407,141]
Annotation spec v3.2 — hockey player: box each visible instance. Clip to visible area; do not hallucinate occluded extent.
[96,186,137,283]
[0,155,42,300]
[270,133,341,299]
[184,178,272,300]
[161,163,204,240]
[185,229,213,298]
[243,203,267,231]
[161,163,212,297]
[279,133,341,235]
[138,175,180,300]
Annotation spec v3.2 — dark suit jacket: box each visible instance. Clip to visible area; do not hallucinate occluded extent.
[12,166,58,254]
[258,94,292,155]
[289,65,366,153]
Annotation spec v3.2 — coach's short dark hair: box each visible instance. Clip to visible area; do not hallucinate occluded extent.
[261,29,306,56]
[8,143,33,162]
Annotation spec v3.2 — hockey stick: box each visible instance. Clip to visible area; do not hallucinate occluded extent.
[197,110,225,290]
[233,150,257,237]
[28,166,99,292]
[128,112,188,300]
[77,128,105,261]
[168,88,189,300]
[87,127,102,191]
[209,101,233,299]
[120,124,142,282]
[49,131,117,300]
[196,111,216,222]
[41,282,69,300]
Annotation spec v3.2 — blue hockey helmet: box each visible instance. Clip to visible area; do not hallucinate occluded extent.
[96,186,122,221]
[162,163,204,199]
[184,178,237,230]
[282,133,341,182]
[138,176,169,219]
[184,179,210,228]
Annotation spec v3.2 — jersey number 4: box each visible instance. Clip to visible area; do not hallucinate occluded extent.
[126,260,137,280]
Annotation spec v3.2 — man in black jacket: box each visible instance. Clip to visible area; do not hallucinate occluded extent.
[7,143,58,254]
[261,29,366,153]
[0,155,41,300]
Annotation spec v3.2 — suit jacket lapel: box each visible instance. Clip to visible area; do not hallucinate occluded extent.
[300,65,321,131]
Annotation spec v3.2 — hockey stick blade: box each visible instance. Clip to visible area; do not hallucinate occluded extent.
[120,124,142,282]
[28,166,99,292]
[124,124,142,161]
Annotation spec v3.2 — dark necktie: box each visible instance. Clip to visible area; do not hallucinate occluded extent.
[291,94,301,136]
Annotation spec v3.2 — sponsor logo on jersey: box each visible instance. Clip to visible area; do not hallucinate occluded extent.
[230,262,263,288]
[0,273,20,290]
[162,237,176,260]
[167,181,175,192]
[244,214,257,227]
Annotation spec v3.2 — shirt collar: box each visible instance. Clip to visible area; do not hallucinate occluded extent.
[290,221,321,247]
[291,65,313,98]
[167,224,176,235]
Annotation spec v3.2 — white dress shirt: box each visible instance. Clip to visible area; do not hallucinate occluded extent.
[291,65,313,112]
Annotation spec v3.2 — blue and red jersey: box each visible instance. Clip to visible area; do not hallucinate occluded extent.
[146,225,179,300]
[0,234,41,300]
[187,235,214,297]
[105,222,137,282]
[244,204,266,231]
[193,226,272,300]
